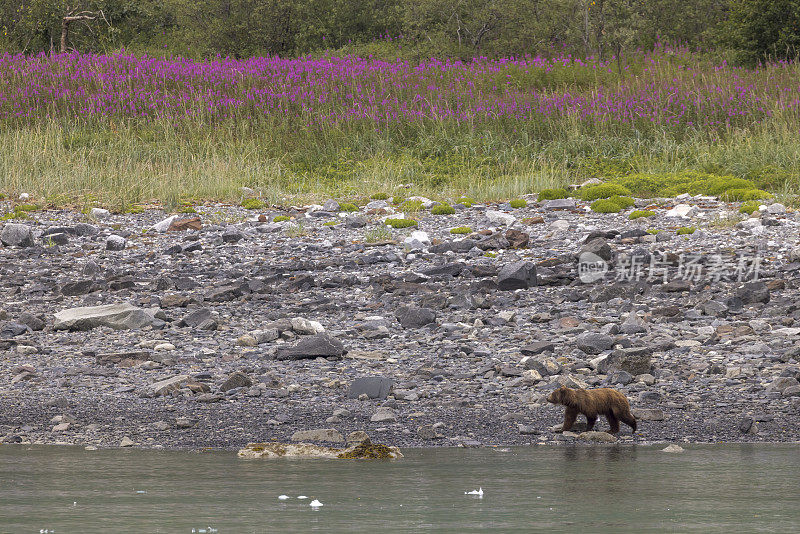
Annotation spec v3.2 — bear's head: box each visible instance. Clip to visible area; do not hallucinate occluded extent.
[547,386,570,405]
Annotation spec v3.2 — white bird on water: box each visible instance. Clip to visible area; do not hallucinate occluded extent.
[465,487,484,497]
[278,495,290,500]
[310,499,323,508]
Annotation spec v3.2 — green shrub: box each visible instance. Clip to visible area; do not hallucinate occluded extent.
[0,209,29,221]
[509,199,527,209]
[241,198,266,210]
[431,203,456,215]
[339,202,359,212]
[703,177,757,196]
[178,205,197,214]
[365,225,392,243]
[273,215,290,222]
[323,220,341,226]
[590,195,635,213]
[537,188,570,201]
[370,193,389,200]
[721,188,772,202]
[385,218,418,228]
[629,210,656,220]
[449,226,472,234]
[398,200,424,212]
[456,197,475,207]
[739,201,761,215]
[579,183,631,201]
[676,226,696,235]
[646,229,661,235]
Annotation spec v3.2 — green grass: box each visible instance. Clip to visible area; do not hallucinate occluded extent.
[365,225,392,242]
[398,199,424,213]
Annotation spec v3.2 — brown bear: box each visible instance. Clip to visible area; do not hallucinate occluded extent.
[547,386,637,434]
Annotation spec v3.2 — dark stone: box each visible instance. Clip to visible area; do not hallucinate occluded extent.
[736,281,770,304]
[420,263,463,277]
[504,229,530,249]
[599,347,653,375]
[205,285,243,302]
[576,332,615,355]
[1,223,34,247]
[181,308,213,328]
[345,216,367,229]
[74,223,99,236]
[497,261,537,290]
[18,312,45,331]
[182,242,202,253]
[222,228,245,243]
[0,322,29,337]
[579,238,613,262]
[663,279,691,292]
[275,333,346,360]
[395,306,436,328]
[738,416,754,433]
[476,234,509,251]
[430,239,478,254]
[220,371,253,392]
[347,377,395,400]
[520,341,554,355]
[60,279,95,296]
[608,370,633,385]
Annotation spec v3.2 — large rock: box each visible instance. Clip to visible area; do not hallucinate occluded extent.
[599,347,653,375]
[291,429,345,443]
[497,261,537,290]
[1,223,34,247]
[53,303,158,331]
[220,371,252,392]
[238,439,402,459]
[395,306,436,328]
[147,375,190,396]
[275,333,346,360]
[579,237,613,262]
[576,332,615,355]
[347,377,394,400]
[736,281,770,304]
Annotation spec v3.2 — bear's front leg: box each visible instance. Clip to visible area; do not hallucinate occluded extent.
[586,415,597,430]
[562,407,578,431]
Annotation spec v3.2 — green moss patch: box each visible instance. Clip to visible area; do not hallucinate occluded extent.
[739,201,761,215]
[579,183,631,201]
[449,226,472,234]
[676,226,696,235]
[370,192,389,200]
[721,188,772,202]
[338,202,359,212]
[323,220,341,226]
[398,200,424,212]
[629,209,656,220]
[590,195,635,213]
[537,188,570,201]
[385,218,418,228]
[273,215,290,222]
[610,171,770,201]
[456,197,475,207]
[431,203,456,215]
[241,198,266,210]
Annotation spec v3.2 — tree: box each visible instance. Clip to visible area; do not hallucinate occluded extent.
[724,0,800,64]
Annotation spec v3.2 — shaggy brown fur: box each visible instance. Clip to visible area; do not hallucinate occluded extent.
[547,386,637,434]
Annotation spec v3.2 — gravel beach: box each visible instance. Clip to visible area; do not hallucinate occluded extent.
[2,194,800,450]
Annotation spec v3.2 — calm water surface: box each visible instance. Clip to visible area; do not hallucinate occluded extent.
[1,444,798,533]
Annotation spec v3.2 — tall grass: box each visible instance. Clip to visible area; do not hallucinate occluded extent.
[0,47,798,206]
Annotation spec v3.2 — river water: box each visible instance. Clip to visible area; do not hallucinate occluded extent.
[1,444,798,533]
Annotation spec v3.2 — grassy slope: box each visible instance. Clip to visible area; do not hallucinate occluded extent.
[0,51,799,210]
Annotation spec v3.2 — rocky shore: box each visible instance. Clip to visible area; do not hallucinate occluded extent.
[2,193,800,450]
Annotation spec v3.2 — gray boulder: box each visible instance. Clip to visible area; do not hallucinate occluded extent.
[497,261,537,290]
[1,223,34,247]
[275,333,346,360]
[291,428,345,443]
[395,306,436,328]
[347,377,395,400]
[576,332,615,355]
[53,303,158,331]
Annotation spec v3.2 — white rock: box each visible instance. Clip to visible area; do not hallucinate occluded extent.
[18,193,30,201]
[291,317,325,335]
[278,495,289,500]
[152,215,179,232]
[665,204,698,218]
[765,203,786,215]
[549,220,570,232]
[154,343,175,352]
[408,196,435,208]
[90,208,110,218]
[662,444,684,453]
[309,500,323,507]
[485,210,516,226]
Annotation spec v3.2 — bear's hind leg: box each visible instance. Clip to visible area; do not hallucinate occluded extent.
[619,412,637,432]
[606,414,620,434]
[586,415,597,430]
[562,407,578,432]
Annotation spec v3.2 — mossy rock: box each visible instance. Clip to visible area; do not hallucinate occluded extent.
[537,188,570,201]
[721,189,772,202]
[646,229,661,235]
[739,201,761,215]
[398,200,424,212]
[431,203,456,215]
[579,183,631,201]
[339,202,359,212]
[385,218,418,228]
[629,210,655,220]
[449,226,472,234]
[456,197,475,207]
[676,226,696,235]
[337,440,399,460]
[241,198,266,210]
[590,196,635,213]
[273,215,290,222]
[509,199,527,209]
[323,221,341,226]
